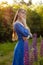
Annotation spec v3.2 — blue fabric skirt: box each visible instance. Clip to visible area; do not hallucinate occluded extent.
[12,40,29,65]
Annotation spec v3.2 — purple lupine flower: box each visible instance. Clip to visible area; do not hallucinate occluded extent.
[32,33,37,47]
[24,40,30,65]
[40,39,43,57]
[29,49,34,65]
[33,47,38,61]
[31,33,38,61]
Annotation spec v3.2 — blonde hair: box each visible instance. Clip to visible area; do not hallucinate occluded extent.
[12,8,26,41]
[13,8,26,22]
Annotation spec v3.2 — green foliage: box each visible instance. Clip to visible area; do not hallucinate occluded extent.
[39,57,43,65]
[0,4,43,42]
[26,8,41,37]
[35,5,43,37]
[0,6,14,42]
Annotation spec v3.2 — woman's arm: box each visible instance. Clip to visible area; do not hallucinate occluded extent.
[14,23,30,37]
[22,26,32,40]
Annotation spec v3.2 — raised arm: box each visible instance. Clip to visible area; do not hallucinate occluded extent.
[14,23,30,37]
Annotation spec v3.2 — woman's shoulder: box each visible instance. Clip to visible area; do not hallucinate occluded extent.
[13,21,24,27]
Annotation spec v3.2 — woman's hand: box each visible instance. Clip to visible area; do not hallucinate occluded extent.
[23,37,27,41]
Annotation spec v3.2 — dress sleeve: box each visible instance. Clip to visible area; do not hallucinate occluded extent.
[14,23,30,37]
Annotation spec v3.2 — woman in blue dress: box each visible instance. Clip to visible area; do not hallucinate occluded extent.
[12,8,32,65]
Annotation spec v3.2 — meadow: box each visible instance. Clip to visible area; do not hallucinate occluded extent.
[0,41,17,65]
[0,38,43,65]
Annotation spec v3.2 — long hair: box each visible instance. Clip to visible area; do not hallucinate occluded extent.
[12,8,27,41]
[12,10,19,41]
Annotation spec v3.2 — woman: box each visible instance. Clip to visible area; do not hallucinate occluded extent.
[12,8,32,65]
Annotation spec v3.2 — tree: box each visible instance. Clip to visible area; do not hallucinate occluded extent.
[35,5,43,37]
[26,8,41,37]
[27,0,32,6]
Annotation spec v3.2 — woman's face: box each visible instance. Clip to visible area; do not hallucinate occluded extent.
[18,10,26,19]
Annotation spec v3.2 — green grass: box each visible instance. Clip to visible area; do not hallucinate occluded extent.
[0,38,43,65]
[0,41,17,65]
[0,42,17,55]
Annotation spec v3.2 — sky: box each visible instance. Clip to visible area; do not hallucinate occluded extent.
[24,0,43,4]
[0,0,13,4]
[0,0,43,5]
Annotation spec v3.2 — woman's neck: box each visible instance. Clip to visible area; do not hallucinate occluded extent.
[17,17,27,28]
[17,18,24,25]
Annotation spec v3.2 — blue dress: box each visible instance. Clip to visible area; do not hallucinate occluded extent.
[12,22,30,65]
